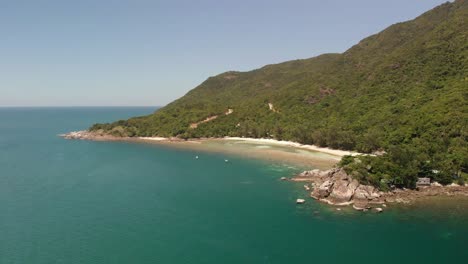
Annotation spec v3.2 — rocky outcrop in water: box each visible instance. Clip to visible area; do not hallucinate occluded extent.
[291,168,468,211]
[60,130,93,139]
[296,168,386,210]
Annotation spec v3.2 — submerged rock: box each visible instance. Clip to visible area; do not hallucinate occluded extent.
[353,203,369,211]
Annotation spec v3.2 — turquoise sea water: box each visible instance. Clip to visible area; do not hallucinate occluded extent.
[1,107,467,264]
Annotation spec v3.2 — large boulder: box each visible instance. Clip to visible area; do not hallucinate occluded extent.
[311,180,334,199]
[354,185,375,200]
[318,180,334,196]
[327,179,359,204]
[353,184,375,210]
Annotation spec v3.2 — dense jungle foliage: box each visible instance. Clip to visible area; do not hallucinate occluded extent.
[91,0,468,188]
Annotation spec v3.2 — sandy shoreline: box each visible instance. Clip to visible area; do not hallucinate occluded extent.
[221,137,360,157]
[136,136,345,169]
[62,131,358,158]
[137,136,359,156]
[61,131,351,169]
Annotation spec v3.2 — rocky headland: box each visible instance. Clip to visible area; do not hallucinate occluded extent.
[59,130,123,141]
[290,168,468,211]
[61,130,183,142]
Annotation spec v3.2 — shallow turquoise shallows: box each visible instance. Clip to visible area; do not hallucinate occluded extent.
[1,107,467,264]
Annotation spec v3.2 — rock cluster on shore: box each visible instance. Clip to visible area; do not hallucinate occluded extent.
[290,168,468,211]
[59,130,119,141]
[60,131,94,140]
[294,168,387,210]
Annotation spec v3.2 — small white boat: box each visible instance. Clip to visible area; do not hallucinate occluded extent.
[296,199,305,204]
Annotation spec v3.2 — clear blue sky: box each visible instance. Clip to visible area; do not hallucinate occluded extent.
[0,0,450,106]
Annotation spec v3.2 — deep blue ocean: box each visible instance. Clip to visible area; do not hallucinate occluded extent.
[1,107,467,264]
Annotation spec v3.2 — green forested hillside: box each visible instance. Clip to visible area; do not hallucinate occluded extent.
[91,0,468,188]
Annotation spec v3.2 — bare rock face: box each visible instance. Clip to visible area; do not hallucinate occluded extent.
[354,185,375,200]
[370,191,381,199]
[318,180,334,197]
[319,170,331,178]
[331,169,349,181]
[327,179,359,205]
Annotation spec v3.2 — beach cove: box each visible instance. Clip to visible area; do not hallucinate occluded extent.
[62,131,358,170]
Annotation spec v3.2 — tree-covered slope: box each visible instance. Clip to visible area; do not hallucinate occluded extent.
[92,0,467,188]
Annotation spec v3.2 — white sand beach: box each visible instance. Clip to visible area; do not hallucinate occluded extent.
[222,137,360,157]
